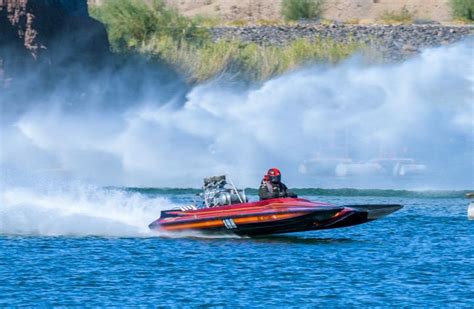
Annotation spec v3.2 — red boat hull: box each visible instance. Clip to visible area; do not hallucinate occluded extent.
[148,198,403,236]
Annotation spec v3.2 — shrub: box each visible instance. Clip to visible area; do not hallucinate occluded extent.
[451,0,474,21]
[191,15,222,27]
[141,37,364,82]
[255,19,282,26]
[91,0,363,83]
[90,0,209,51]
[380,6,415,24]
[227,19,250,27]
[281,0,325,21]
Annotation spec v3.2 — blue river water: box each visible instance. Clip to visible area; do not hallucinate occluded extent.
[1,189,473,307]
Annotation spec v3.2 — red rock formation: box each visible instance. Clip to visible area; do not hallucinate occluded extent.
[0,0,40,58]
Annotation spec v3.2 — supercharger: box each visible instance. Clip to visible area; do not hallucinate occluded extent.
[200,175,247,207]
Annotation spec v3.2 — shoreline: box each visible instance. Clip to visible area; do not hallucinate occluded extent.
[210,24,474,61]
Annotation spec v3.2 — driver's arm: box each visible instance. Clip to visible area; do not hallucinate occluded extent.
[259,182,282,200]
[280,183,297,198]
[258,183,272,200]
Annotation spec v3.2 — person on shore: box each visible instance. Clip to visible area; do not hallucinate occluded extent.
[258,168,297,200]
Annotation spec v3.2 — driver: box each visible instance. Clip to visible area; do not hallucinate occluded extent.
[258,168,297,200]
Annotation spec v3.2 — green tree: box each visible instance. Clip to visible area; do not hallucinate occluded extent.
[451,0,474,20]
[90,0,209,51]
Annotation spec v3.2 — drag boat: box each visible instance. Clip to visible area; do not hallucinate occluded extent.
[148,175,403,236]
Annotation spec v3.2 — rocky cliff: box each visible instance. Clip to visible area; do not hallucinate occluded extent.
[0,0,186,113]
[0,0,110,81]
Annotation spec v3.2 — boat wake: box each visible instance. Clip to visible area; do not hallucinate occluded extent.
[0,40,472,189]
[0,183,173,237]
[0,182,248,238]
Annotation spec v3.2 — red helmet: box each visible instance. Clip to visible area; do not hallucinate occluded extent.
[267,168,281,176]
[266,168,281,184]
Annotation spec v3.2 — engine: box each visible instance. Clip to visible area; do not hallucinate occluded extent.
[201,175,247,207]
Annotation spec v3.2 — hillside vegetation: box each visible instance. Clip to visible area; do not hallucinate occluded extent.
[90,0,364,83]
[159,0,456,23]
[280,0,325,21]
[451,0,474,21]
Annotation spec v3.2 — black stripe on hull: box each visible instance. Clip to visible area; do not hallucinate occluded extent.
[316,211,368,230]
[342,204,403,221]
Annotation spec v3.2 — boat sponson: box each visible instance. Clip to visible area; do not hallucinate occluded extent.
[232,208,350,236]
[342,204,403,220]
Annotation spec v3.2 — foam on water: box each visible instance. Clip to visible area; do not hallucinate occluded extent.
[0,184,176,236]
[0,183,249,237]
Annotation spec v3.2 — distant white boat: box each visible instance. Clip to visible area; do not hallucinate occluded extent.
[335,161,382,177]
[369,158,427,177]
[299,157,427,178]
[467,193,474,220]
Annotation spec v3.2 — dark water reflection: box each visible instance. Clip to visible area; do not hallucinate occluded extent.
[250,235,358,245]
